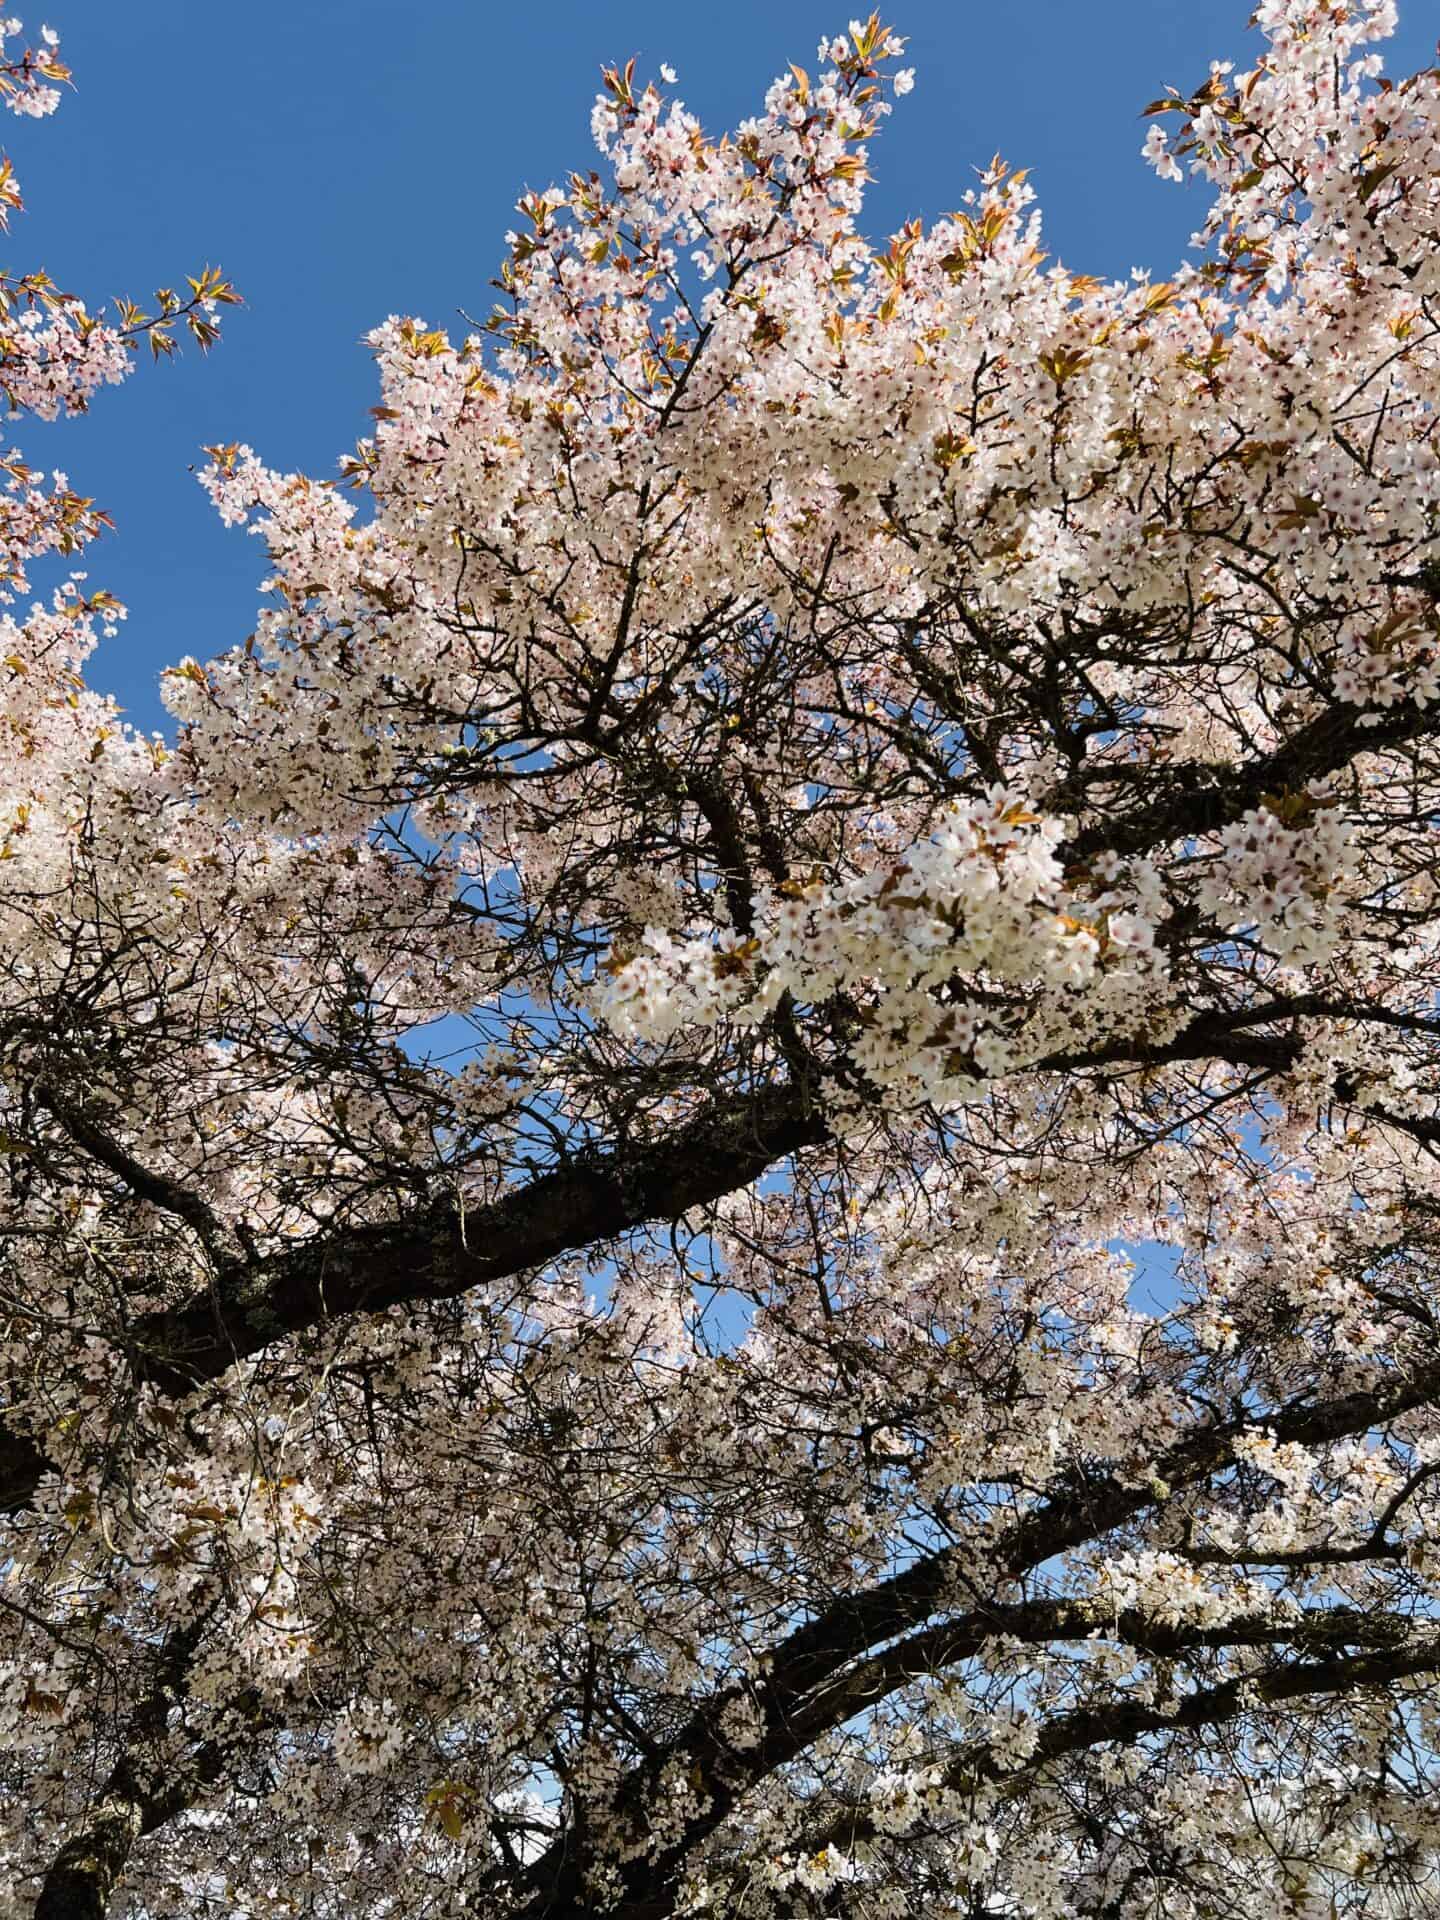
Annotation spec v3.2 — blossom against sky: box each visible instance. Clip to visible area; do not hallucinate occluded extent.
[15,0,1439,732]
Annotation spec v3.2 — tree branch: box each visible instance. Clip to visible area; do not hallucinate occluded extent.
[1063,697,1432,865]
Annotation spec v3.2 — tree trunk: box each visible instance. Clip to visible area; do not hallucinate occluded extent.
[34,1788,144,1920]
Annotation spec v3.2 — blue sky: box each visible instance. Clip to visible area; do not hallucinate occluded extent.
[13,0,1439,733]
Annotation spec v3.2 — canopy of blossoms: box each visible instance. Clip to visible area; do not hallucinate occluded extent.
[5,3,1440,1916]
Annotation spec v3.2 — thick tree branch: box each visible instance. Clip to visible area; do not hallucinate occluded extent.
[781,1598,1422,1754]
[802,1632,1440,1866]
[0,1079,823,1513]
[1063,697,1432,865]
[31,1623,241,1920]
[125,1077,827,1394]
[4,970,1434,1526]
[0,1421,49,1518]
[34,1718,254,1920]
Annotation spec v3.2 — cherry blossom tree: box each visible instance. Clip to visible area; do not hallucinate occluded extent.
[9,1,1440,1914]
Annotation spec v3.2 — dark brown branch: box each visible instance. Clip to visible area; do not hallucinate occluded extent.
[0,1421,49,1518]
[5,973,1436,1524]
[0,1077,823,1515]
[34,1787,146,1920]
[803,1632,1440,1866]
[32,1085,238,1260]
[783,1599,1421,1753]
[1063,697,1432,865]
[982,1630,1440,1785]
[123,1076,828,1396]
